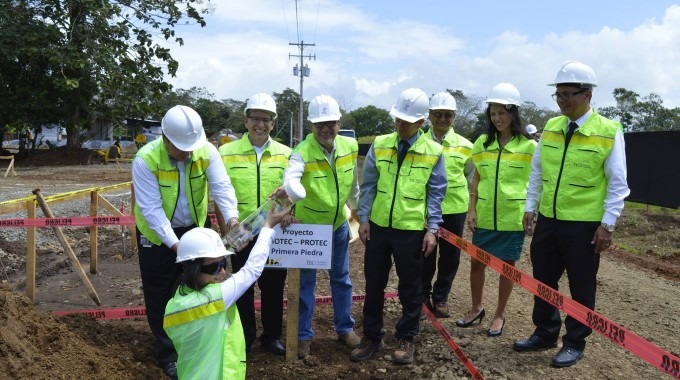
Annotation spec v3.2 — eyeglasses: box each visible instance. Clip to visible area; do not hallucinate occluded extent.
[551,89,587,101]
[430,111,455,119]
[314,121,337,129]
[248,116,272,124]
[201,257,227,275]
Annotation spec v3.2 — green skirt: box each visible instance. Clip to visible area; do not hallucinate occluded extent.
[471,228,525,261]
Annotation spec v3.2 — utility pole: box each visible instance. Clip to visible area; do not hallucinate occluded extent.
[289,41,315,147]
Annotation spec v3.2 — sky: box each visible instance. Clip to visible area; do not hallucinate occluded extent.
[163,0,680,115]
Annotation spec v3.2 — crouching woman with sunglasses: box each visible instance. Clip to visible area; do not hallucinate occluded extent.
[163,204,290,380]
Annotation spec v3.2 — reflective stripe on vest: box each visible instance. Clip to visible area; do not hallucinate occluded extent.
[219,135,291,217]
[539,111,618,221]
[424,130,473,214]
[164,284,246,380]
[472,134,536,231]
[294,134,358,229]
[370,133,443,230]
[134,138,211,245]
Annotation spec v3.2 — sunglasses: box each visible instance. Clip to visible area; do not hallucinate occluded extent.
[201,257,228,275]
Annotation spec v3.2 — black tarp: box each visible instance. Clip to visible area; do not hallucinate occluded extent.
[625,131,679,209]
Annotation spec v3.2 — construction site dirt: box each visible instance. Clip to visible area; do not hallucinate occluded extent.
[0,153,678,380]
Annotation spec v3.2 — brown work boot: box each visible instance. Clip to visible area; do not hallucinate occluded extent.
[350,339,384,362]
[393,338,415,364]
[298,339,311,359]
[433,301,450,318]
[338,331,361,348]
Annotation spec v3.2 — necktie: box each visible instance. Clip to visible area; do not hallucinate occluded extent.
[565,122,578,147]
[398,140,410,167]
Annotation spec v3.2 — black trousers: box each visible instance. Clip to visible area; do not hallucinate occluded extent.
[231,237,287,351]
[422,212,466,303]
[530,214,600,351]
[362,222,425,342]
[137,224,197,365]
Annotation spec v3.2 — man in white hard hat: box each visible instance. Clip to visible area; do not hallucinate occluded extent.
[420,91,473,320]
[133,105,240,379]
[525,124,540,142]
[281,94,361,358]
[513,61,630,368]
[219,93,292,356]
[351,88,446,365]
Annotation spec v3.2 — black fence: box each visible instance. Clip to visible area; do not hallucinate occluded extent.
[625,131,679,209]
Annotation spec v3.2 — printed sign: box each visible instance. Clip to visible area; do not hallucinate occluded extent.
[265,224,333,269]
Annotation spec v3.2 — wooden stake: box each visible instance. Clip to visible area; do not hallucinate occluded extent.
[32,189,101,305]
[1,155,17,177]
[285,268,301,361]
[89,190,99,274]
[25,199,37,302]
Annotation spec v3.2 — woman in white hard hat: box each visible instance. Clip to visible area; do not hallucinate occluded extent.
[163,203,290,380]
[456,83,536,337]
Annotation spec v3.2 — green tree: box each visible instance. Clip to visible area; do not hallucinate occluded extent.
[1,0,209,146]
[221,98,246,135]
[0,1,63,149]
[343,106,393,137]
[272,88,308,147]
[147,87,232,141]
[449,90,484,138]
[520,101,561,131]
[598,88,680,131]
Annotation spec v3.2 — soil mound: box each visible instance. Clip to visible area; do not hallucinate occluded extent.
[0,285,161,379]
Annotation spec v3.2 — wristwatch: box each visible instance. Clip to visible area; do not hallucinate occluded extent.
[600,223,615,232]
[427,228,439,235]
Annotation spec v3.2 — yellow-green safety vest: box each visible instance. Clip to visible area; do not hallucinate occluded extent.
[134,138,211,246]
[219,135,291,218]
[539,110,619,221]
[424,130,473,214]
[472,134,536,231]
[164,284,246,380]
[370,133,443,230]
[293,134,358,229]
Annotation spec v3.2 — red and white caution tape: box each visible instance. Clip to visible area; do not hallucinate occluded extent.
[54,292,399,320]
[437,228,680,379]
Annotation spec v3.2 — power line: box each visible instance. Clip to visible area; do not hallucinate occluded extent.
[313,0,320,45]
[295,0,301,43]
[288,0,316,147]
[281,0,291,43]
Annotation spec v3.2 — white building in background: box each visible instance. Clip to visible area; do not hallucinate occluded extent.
[1,125,68,152]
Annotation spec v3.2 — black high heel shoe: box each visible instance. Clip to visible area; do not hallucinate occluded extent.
[455,309,485,327]
[487,318,506,337]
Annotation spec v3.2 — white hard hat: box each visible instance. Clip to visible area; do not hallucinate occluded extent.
[308,95,342,123]
[390,88,429,123]
[245,93,277,119]
[176,227,234,263]
[548,60,598,88]
[485,83,521,107]
[526,124,538,134]
[161,105,206,151]
[429,92,457,111]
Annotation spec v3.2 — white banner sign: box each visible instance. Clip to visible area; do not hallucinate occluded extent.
[265,223,333,269]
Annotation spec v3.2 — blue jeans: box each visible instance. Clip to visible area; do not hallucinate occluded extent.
[298,221,355,340]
